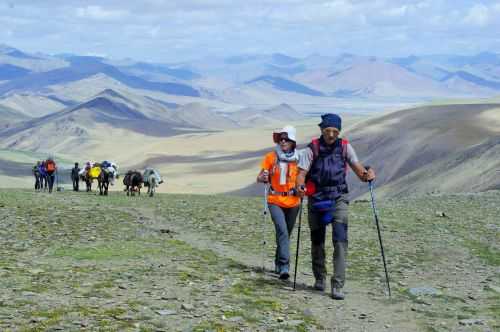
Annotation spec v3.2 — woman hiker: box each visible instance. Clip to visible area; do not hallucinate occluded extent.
[256,125,301,280]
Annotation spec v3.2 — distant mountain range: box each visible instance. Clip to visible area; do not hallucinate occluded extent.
[2,45,500,107]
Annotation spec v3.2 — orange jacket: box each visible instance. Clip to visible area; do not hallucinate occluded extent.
[260,151,300,208]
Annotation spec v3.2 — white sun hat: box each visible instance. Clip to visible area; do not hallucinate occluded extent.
[273,125,297,143]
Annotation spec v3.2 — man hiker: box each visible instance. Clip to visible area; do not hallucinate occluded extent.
[33,161,41,191]
[71,162,80,191]
[257,125,301,280]
[45,158,57,193]
[296,113,375,300]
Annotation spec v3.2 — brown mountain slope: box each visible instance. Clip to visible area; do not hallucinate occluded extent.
[0,104,29,128]
[0,93,67,117]
[226,103,304,127]
[171,102,240,130]
[0,89,199,153]
[345,103,500,198]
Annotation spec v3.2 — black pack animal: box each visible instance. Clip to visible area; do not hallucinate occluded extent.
[98,168,111,195]
[123,170,143,196]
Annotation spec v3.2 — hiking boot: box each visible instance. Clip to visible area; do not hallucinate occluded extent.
[331,287,345,300]
[279,266,290,280]
[313,278,325,291]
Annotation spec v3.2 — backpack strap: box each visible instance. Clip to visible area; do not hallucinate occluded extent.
[341,138,349,173]
[311,138,349,169]
[311,138,320,160]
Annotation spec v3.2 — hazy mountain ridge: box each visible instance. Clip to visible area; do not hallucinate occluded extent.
[0,55,200,98]
[0,87,305,152]
[2,45,500,121]
[2,45,500,105]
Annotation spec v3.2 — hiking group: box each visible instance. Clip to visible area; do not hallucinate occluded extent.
[32,158,58,193]
[257,113,376,300]
[33,159,164,197]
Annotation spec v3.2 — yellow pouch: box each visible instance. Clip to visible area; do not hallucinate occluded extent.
[89,166,101,178]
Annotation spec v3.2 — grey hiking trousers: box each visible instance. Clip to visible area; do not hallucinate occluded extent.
[308,194,349,289]
[268,204,300,271]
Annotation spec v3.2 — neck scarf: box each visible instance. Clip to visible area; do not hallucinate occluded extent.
[274,145,298,185]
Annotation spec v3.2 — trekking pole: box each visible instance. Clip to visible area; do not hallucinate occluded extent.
[368,180,391,297]
[293,196,304,290]
[261,180,269,272]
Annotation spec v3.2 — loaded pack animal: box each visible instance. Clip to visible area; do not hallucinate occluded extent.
[97,161,119,196]
[123,170,143,196]
[80,162,101,192]
[97,167,110,195]
[143,168,163,197]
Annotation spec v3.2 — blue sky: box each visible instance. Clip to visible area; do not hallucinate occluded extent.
[2,0,500,62]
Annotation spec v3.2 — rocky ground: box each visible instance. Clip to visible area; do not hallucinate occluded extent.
[0,188,498,331]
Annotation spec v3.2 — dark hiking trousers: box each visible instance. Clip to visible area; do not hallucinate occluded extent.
[308,194,349,289]
[34,174,40,190]
[47,173,55,193]
[40,175,47,190]
[73,178,79,191]
[268,204,300,272]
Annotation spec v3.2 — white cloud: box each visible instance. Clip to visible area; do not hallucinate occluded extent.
[2,1,500,61]
[323,0,356,16]
[384,5,408,17]
[463,4,490,27]
[76,5,128,21]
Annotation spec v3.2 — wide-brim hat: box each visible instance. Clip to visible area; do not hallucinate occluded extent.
[273,125,297,143]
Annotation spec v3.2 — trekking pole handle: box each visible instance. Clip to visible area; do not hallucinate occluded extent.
[364,165,373,184]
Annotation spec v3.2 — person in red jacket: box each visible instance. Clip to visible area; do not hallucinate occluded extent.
[45,158,57,193]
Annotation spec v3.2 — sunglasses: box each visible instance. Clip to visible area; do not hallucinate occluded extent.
[273,132,293,144]
[279,136,292,143]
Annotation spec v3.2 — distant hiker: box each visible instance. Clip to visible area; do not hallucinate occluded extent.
[257,125,300,280]
[33,161,40,191]
[38,161,48,191]
[296,113,375,300]
[33,161,42,191]
[45,158,57,193]
[71,162,80,191]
